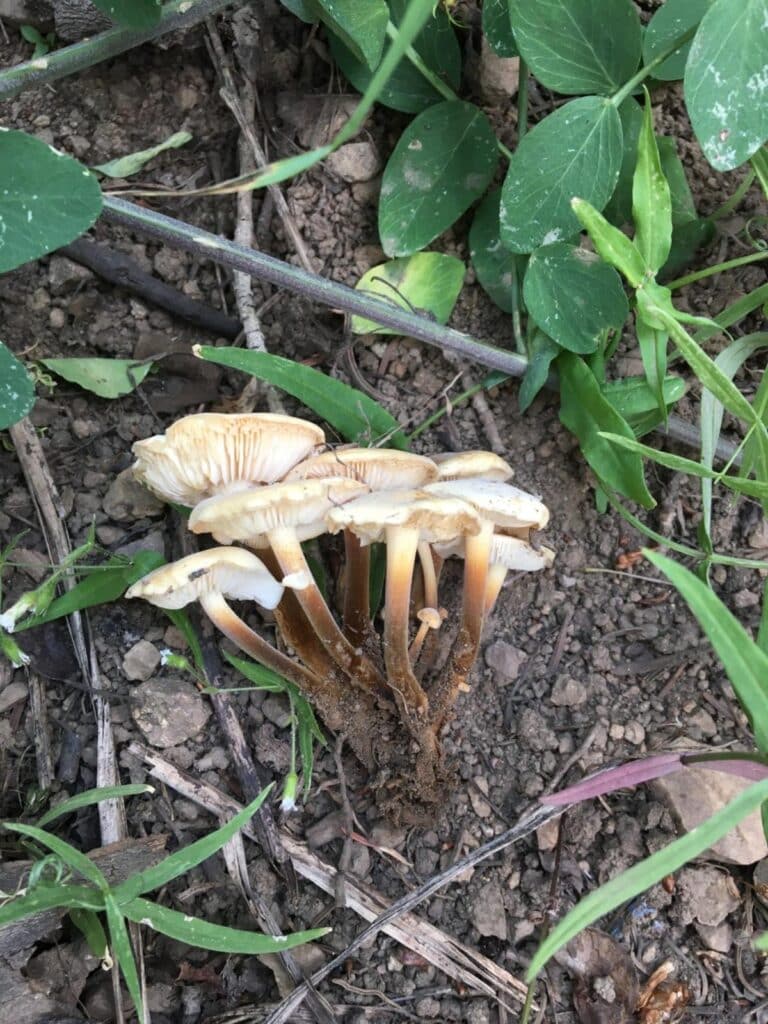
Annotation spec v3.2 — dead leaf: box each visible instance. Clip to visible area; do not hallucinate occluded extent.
[555,928,639,1024]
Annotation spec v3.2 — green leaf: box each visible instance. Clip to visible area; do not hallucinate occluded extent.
[483,0,517,57]
[36,785,153,829]
[379,100,497,256]
[752,145,768,197]
[164,608,205,675]
[329,1,461,113]
[4,823,110,892]
[646,550,768,749]
[40,357,154,399]
[557,352,655,507]
[469,189,523,315]
[528,777,768,980]
[632,92,672,274]
[194,347,408,449]
[601,374,686,421]
[16,550,165,631]
[105,893,144,1023]
[742,368,768,505]
[635,318,668,421]
[500,98,623,254]
[643,0,713,81]
[0,884,103,926]
[523,243,628,354]
[90,0,160,28]
[279,0,317,22]
[599,433,768,501]
[657,137,697,225]
[571,197,646,287]
[351,252,464,334]
[759,581,768,656]
[0,130,103,274]
[684,0,768,170]
[93,131,192,179]
[0,341,35,429]
[113,789,273,904]
[659,218,715,282]
[69,908,109,957]
[310,0,388,68]
[122,894,328,952]
[603,99,644,227]
[509,0,641,95]
[519,330,559,413]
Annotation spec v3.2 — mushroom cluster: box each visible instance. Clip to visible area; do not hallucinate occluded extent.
[126,412,554,814]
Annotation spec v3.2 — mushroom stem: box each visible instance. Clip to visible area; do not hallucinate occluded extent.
[484,562,507,615]
[198,592,336,703]
[342,530,371,648]
[384,525,429,714]
[268,526,387,695]
[418,541,438,610]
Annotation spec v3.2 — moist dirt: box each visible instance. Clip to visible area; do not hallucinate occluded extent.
[1,3,767,1023]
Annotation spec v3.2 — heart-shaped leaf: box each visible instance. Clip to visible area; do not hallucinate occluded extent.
[469,189,523,314]
[510,0,641,95]
[311,0,388,69]
[685,0,768,170]
[379,100,497,256]
[40,358,153,398]
[351,252,465,334]
[523,243,628,354]
[0,341,35,429]
[329,0,460,113]
[643,0,713,81]
[0,130,102,274]
[500,97,623,254]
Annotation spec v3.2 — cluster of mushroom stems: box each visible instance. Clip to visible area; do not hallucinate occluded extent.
[126,413,554,777]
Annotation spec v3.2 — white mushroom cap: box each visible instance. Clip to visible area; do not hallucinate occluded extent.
[125,547,284,610]
[132,413,325,506]
[188,477,369,545]
[423,479,549,530]
[285,447,438,490]
[432,451,514,482]
[434,534,554,572]
[325,489,482,545]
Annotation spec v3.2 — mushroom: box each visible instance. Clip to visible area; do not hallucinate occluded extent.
[125,547,335,703]
[187,477,388,695]
[326,489,482,716]
[286,447,439,645]
[432,450,514,482]
[132,412,325,507]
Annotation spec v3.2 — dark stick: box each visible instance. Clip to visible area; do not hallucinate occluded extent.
[61,238,242,339]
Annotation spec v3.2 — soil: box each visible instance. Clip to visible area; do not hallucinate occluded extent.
[1,3,767,1023]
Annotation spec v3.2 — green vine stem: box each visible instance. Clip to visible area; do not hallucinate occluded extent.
[101,195,739,465]
[610,25,698,108]
[0,0,236,101]
[667,249,768,290]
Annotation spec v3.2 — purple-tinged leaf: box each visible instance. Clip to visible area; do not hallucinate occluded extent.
[683,752,768,782]
[542,753,683,807]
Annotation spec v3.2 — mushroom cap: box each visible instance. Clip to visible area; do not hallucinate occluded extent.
[125,547,284,610]
[435,535,554,572]
[285,447,438,490]
[325,489,482,545]
[423,479,549,530]
[188,477,369,545]
[132,413,325,506]
[432,451,514,482]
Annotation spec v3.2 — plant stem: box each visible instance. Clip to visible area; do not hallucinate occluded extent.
[0,0,236,101]
[517,58,529,143]
[385,21,515,161]
[710,170,756,220]
[610,26,698,109]
[667,250,768,290]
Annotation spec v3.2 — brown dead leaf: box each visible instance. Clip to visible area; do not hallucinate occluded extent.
[556,928,639,1024]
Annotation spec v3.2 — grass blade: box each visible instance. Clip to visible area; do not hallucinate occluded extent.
[4,824,110,892]
[36,785,153,828]
[111,788,272,904]
[105,893,145,1023]
[122,895,329,953]
[527,777,768,980]
[0,883,102,924]
[645,549,768,751]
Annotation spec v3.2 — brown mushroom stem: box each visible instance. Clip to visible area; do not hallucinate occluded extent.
[384,526,429,714]
[198,592,336,703]
[342,530,371,648]
[484,562,507,615]
[414,550,445,675]
[267,526,387,695]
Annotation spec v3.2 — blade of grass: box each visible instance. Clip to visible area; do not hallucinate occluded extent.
[105,893,145,1024]
[527,777,768,980]
[4,824,110,892]
[37,785,153,828]
[0,883,103,924]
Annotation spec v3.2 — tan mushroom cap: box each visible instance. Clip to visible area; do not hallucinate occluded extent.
[125,547,284,610]
[432,451,514,482]
[132,413,325,506]
[285,447,438,490]
[188,477,369,545]
[325,489,483,545]
[423,479,549,530]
